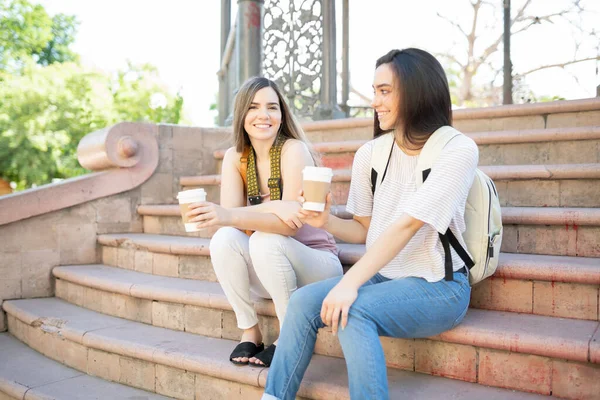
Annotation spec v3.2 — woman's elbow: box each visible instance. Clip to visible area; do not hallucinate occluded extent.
[399,214,425,235]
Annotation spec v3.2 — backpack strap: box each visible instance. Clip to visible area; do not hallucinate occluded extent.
[418,126,474,281]
[415,126,461,187]
[370,133,395,195]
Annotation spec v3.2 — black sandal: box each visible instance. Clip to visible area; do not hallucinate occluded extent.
[229,342,264,365]
[249,344,276,367]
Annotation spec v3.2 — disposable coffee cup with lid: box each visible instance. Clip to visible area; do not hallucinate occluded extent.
[177,188,207,232]
[302,166,333,212]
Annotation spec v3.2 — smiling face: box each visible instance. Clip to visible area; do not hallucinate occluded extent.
[243,87,282,143]
[371,63,401,131]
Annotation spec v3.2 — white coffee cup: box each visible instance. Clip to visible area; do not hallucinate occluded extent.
[177,188,207,232]
[302,166,333,212]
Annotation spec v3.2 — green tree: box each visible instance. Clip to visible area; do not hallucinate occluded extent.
[0,61,184,190]
[0,0,78,73]
[34,14,80,66]
[111,62,184,124]
[0,0,184,191]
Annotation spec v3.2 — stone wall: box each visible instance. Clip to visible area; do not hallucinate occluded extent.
[0,191,142,330]
[143,124,230,205]
[0,123,230,331]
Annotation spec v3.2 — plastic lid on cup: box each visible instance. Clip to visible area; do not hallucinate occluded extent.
[302,166,333,181]
[177,188,207,202]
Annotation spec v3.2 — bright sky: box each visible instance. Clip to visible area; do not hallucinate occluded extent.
[37,0,600,126]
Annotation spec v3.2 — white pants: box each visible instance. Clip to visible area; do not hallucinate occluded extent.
[209,227,343,330]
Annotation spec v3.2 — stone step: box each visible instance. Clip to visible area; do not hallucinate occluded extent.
[180,164,600,208]
[300,99,600,142]
[47,266,600,398]
[135,204,600,257]
[213,126,600,172]
[2,298,551,399]
[53,259,600,326]
[0,333,169,400]
[98,233,217,282]
[97,233,600,320]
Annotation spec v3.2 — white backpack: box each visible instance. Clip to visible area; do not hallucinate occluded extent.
[370,126,503,285]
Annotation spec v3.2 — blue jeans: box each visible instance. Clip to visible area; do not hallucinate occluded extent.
[262,270,471,400]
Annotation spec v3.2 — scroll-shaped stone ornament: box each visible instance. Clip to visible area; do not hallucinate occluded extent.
[0,122,158,226]
[77,122,151,170]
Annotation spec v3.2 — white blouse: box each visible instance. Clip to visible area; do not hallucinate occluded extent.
[345,134,479,282]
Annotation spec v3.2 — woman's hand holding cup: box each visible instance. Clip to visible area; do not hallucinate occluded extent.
[186,202,232,229]
[297,190,332,229]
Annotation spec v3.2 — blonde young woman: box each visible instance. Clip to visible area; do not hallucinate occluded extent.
[186,77,342,367]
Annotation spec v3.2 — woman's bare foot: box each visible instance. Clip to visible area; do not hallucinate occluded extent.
[232,325,263,364]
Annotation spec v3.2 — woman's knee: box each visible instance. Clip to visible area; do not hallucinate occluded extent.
[210,226,242,251]
[286,285,321,318]
[287,278,340,320]
[209,227,246,258]
[248,232,289,270]
[248,231,287,254]
[336,307,373,342]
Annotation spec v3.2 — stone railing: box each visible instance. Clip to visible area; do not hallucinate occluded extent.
[0,122,159,226]
[0,122,229,328]
[0,122,159,330]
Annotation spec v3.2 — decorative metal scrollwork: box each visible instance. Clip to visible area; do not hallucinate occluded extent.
[263,0,323,119]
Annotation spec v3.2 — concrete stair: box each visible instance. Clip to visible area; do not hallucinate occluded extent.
[4,99,600,399]
[0,333,169,400]
[95,233,600,322]
[137,203,600,258]
[214,126,600,172]
[180,164,600,207]
[2,298,548,400]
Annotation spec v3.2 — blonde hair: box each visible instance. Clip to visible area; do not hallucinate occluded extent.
[232,76,320,164]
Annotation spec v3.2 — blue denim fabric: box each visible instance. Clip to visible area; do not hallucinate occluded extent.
[262,271,471,400]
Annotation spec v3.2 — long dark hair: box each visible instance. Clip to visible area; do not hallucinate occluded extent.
[373,48,452,148]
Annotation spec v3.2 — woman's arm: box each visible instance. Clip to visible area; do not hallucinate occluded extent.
[192,144,313,235]
[341,213,423,287]
[298,140,372,243]
[321,213,424,335]
[218,147,246,209]
[298,193,371,244]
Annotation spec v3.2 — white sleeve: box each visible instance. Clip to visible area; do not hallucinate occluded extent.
[345,141,374,217]
[404,137,479,233]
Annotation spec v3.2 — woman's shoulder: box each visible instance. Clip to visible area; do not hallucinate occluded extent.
[355,138,375,161]
[282,138,308,151]
[445,132,479,156]
[223,146,243,167]
[281,138,311,158]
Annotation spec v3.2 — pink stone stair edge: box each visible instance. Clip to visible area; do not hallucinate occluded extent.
[138,204,600,227]
[278,98,600,135]
[97,233,600,284]
[48,265,600,364]
[180,164,600,186]
[213,126,600,159]
[337,244,600,284]
[0,376,28,399]
[4,298,550,399]
[97,233,210,256]
[5,298,264,389]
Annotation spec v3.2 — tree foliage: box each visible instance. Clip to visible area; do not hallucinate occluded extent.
[0,0,78,72]
[0,0,184,190]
